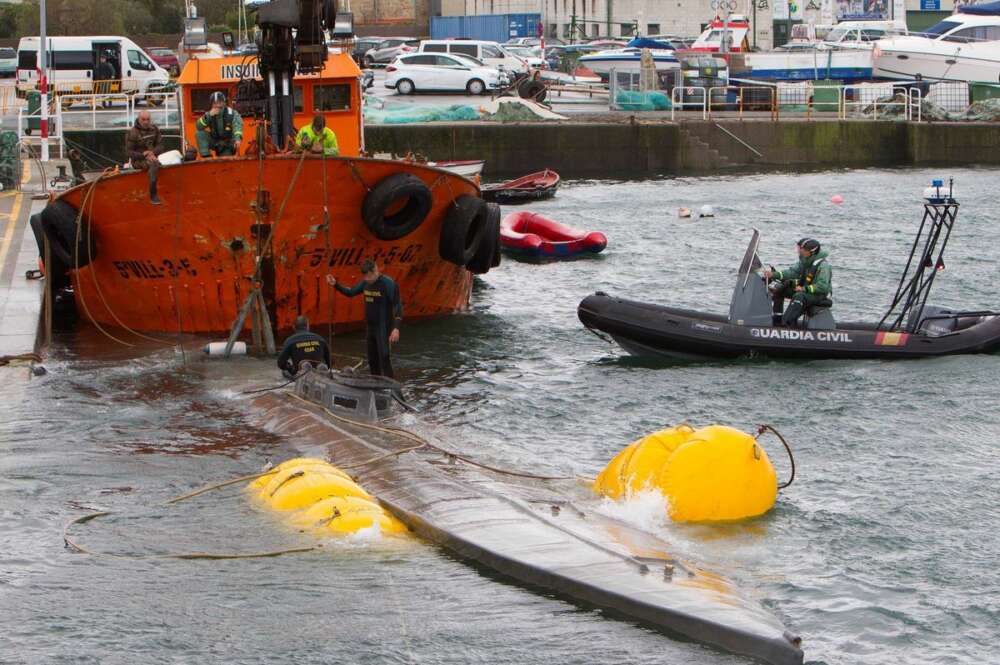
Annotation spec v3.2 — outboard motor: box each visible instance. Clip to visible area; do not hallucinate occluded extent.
[907,305,960,336]
[728,229,774,327]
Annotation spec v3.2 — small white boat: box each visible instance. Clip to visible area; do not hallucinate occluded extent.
[874,7,1000,82]
[577,38,680,80]
[430,159,486,178]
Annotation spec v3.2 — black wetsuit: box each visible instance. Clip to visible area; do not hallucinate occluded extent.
[336,275,402,378]
[276,331,330,377]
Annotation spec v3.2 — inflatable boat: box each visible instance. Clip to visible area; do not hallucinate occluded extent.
[500,211,607,260]
[579,183,1000,360]
[481,169,560,204]
[250,368,804,665]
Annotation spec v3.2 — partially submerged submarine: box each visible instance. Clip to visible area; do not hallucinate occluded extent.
[249,368,805,665]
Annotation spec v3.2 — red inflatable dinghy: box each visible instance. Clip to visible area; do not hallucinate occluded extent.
[500,212,607,259]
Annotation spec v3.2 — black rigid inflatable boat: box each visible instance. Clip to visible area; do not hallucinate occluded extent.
[579,182,1000,361]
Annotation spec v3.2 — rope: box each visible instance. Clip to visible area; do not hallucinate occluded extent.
[321,146,333,349]
[62,511,321,560]
[0,353,42,366]
[165,468,279,505]
[285,390,573,481]
[755,424,796,490]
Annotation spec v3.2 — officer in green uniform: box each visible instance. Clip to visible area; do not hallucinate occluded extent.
[295,114,339,156]
[326,259,402,378]
[195,92,243,157]
[277,316,331,378]
[764,238,833,326]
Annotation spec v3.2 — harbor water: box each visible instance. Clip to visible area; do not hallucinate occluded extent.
[2,167,998,664]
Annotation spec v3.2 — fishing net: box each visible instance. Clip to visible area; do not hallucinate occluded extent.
[613,90,672,112]
[364,104,481,125]
[0,131,18,191]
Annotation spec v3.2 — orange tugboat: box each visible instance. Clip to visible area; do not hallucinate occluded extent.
[34,1,500,337]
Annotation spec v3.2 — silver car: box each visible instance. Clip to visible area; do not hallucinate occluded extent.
[364,38,419,67]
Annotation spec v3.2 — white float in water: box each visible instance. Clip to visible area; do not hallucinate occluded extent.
[203,341,247,356]
[698,205,714,218]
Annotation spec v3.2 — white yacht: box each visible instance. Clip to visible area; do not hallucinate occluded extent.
[874,6,1000,82]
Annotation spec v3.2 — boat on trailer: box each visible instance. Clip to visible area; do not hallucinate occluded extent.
[251,369,805,665]
[579,181,1000,360]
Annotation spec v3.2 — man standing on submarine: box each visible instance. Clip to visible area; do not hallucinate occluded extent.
[326,259,402,378]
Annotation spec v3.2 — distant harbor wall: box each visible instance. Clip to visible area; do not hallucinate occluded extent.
[63,121,1000,176]
[366,120,1000,176]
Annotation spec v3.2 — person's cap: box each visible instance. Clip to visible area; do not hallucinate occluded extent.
[800,238,821,254]
[360,258,376,274]
[210,91,227,105]
[294,315,309,331]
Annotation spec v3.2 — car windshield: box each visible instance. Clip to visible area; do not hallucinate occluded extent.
[922,20,961,37]
[0,48,16,58]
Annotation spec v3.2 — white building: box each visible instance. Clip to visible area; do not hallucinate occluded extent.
[440,0,963,50]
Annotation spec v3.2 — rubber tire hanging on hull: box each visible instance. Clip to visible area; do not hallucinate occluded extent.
[39,199,95,268]
[467,202,501,274]
[439,195,488,268]
[362,173,433,241]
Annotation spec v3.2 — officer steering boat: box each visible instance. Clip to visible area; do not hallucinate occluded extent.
[579,180,1000,360]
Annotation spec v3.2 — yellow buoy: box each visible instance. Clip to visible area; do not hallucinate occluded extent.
[291,495,407,535]
[594,425,777,523]
[247,458,405,537]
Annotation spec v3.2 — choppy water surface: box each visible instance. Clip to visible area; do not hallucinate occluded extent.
[3,167,999,665]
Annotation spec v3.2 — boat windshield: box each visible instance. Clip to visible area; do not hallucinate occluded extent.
[921,20,962,38]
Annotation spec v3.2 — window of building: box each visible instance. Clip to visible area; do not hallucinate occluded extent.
[548,23,558,38]
[313,84,351,112]
[647,23,661,36]
[620,23,636,38]
[591,24,599,37]
[563,23,571,38]
[293,85,303,113]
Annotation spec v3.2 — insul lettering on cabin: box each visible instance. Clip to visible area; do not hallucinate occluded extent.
[221,63,259,80]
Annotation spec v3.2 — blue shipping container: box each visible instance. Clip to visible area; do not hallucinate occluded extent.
[430,13,542,43]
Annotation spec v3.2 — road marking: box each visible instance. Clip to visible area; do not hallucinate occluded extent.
[0,192,24,274]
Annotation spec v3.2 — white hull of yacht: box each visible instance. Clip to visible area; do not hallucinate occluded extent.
[745,49,873,82]
[874,39,1000,83]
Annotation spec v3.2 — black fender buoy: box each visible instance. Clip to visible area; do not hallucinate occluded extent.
[39,199,95,269]
[518,79,547,103]
[361,173,433,241]
[467,202,501,274]
[439,195,488,267]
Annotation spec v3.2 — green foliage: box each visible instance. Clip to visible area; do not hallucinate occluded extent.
[2,0,188,38]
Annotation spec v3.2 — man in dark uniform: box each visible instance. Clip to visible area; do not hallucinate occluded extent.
[195,92,243,157]
[764,238,833,326]
[276,315,330,378]
[326,259,402,378]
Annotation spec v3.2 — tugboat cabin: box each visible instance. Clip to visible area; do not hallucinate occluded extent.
[175,51,363,156]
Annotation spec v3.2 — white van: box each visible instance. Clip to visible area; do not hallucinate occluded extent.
[16,36,171,100]
[418,40,529,75]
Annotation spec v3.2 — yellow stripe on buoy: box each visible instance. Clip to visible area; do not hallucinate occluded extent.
[248,458,405,536]
[594,425,777,523]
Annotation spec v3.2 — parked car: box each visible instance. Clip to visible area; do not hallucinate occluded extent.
[504,45,546,68]
[364,38,419,67]
[146,47,180,77]
[385,53,503,95]
[506,37,565,47]
[419,40,529,76]
[351,36,382,65]
[0,48,16,78]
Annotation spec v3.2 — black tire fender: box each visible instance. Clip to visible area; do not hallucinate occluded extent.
[467,202,501,274]
[439,195,488,267]
[361,173,433,241]
[518,79,547,103]
[39,199,95,268]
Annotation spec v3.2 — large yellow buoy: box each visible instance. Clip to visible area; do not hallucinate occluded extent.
[594,425,777,522]
[248,458,406,536]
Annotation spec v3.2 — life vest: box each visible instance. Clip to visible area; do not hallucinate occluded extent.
[201,108,236,142]
[802,257,831,295]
